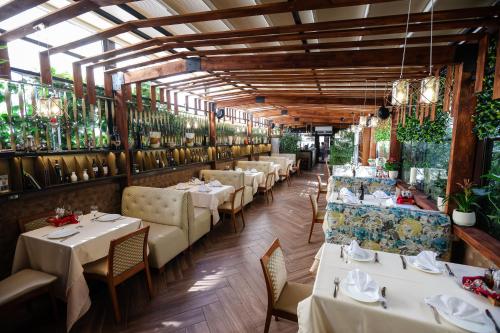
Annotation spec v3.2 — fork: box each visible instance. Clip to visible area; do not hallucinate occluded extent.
[375,252,379,263]
[59,232,80,242]
[333,277,340,298]
[380,286,387,309]
[400,255,407,269]
[486,309,500,333]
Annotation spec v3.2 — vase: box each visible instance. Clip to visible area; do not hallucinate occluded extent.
[388,171,398,179]
[82,169,89,181]
[70,172,78,183]
[452,209,476,227]
[437,196,446,212]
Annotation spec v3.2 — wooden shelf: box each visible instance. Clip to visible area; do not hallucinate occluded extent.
[453,226,500,267]
[12,149,124,157]
[397,181,439,211]
[131,161,211,178]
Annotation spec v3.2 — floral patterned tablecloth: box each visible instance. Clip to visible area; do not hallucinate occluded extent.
[329,175,397,196]
[324,202,451,259]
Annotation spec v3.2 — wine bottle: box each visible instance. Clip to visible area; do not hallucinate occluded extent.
[102,159,108,176]
[92,159,99,178]
[54,160,63,184]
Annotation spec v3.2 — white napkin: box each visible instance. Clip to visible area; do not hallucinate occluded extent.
[198,184,211,192]
[373,190,390,199]
[235,167,243,172]
[343,195,360,204]
[208,180,223,187]
[410,251,443,273]
[347,240,371,260]
[424,295,488,325]
[251,168,258,173]
[345,269,382,300]
[328,191,339,202]
[190,178,203,185]
[339,187,354,198]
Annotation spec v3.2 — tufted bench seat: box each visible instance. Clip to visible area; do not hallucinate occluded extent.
[122,186,210,269]
[199,169,253,207]
[236,161,274,187]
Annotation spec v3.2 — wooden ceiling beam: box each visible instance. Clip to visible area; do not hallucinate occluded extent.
[0,0,47,22]
[216,95,379,107]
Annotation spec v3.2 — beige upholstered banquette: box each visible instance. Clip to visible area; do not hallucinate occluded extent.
[121,186,211,269]
[199,169,253,206]
[271,153,296,164]
[236,161,274,186]
[259,156,291,171]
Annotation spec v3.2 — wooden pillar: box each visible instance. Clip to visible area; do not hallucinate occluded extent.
[86,66,96,105]
[174,92,178,115]
[72,63,84,98]
[102,39,115,97]
[361,127,371,166]
[114,87,131,186]
[389,108,401,162]
[446,69,477,214]
[39,51,52,85]
[452,64,464,117]
[474,35,489,94]
[369,127,377,159]
[159,88,165,103]
[136,83,143,112]
[493,31,500,100]
[209,102,216,146]
[0,43,11,79]
[150,86,156,112]
[166,89,171,111]
[247,113,253,144]
[185,95,189,113]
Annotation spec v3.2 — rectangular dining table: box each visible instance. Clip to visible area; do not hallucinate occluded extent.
[298,243,499,333]
[243,171,264,194]
[169,183,234,224]
[11,213,142,332]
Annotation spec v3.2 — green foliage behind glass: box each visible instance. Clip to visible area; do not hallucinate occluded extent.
[329,130,354,165]
[279,132,300,154]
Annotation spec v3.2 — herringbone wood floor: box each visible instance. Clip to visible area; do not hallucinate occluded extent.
[6,165,327,333]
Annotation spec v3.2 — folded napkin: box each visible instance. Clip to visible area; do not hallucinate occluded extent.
[251,168,258,173]
[345,269,381,300]
[339,187,354,198]
[208,180,223,187]
[347,240,371,260]
[235,167,243,172]
[189,178,203,185]
[373,190,390,199]
[343,196,360,204]
[409,251,442,273]
[198,184,211,192]
[328,191,339,202]
[424,295,488,325]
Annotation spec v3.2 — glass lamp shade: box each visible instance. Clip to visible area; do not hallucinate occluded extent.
[50,97,62,117]
[391,80,409,105]
[420,76,440,104]
[359,116,367,127]
[369,117,379,128]
[38,97,50,117]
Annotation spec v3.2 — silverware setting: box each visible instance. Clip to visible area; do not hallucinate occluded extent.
[485,309,500,333]
[400,255,407,269]
[444,263,455,277]
[340,246,344,259]
[429,304,441,324]
[91,213,108,221]
[333,277,340,298]
[59,231,80,242]
[374,252,379,263]
[380,286,387,309]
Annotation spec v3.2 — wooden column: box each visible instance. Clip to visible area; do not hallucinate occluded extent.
[185,95,189,112]
[209,102,216,146]
[494,31,500,100]
[150,86,156,112]
[166,89,171,111]
[39,51,52,85]
[389,109,401,162]
[369,127,377,159]
[361,127,371,166]
[102,39,115,97]
[136,83,143,112]
[0,43,11,79]
[114,87,131,186]
[174,92,178,115]
[474,35,489,94]
[86,66,96,105]
[446,70,477,214]
[72,63,84,98]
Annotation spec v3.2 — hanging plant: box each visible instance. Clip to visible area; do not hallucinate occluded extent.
[374,119,391,142]
[474,37,500,140]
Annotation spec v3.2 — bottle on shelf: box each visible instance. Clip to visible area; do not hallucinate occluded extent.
[83,169,89,181]
[92,159,99,178]
[102,159,108,176]
[54,160,63,184]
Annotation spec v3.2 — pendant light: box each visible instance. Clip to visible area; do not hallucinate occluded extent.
[420,0,440,104]
[392,0,412,106]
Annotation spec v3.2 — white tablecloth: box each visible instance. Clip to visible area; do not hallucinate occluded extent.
[298,243,500,333]
[12,213,142,332]
[271,164,280,183]
[170,184,234,224]
[244,171,264,194]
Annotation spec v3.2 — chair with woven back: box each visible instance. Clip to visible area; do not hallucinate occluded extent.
[218,186,246,233]
[325,160,331,178]
[308,194,326,243]
[290,159,301,176]
[260,239,312,333]
[316,174,328,202]
[83,226,153,323]
[279,164,291,187]
[258,172,275,204]
[18,211,53,233]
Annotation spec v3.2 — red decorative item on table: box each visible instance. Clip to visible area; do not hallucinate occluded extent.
[46,214,78,227]
[462,275,500,306]
[396,195,415,205]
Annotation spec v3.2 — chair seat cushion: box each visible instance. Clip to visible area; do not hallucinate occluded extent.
[83,257,108,276]
[219,200,242,210]
[0,269,57,306]
[274,281,313,315]
[316,210,326,220]
[143,221,189,269]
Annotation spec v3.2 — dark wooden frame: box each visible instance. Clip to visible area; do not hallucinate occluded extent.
[308,194,325,243]
[291,159,302,176]
[84,226,153,323]
[316,174,327,202]
[259,239,297,333]
[279,164,291,187]
[258,172,275,204]
[18,211,54,233]
[219,186,246,233]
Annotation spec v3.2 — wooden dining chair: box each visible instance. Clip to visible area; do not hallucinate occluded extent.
[290,159,301,176]
[316,174,328,202]
[83,226,153,323]
[260,239,312,333]
[218,186,246,233]
[308,194,326,243]
[18,211,54,233]
[258,172,275,204]
[279,164,291,187]
[325,160,331,177]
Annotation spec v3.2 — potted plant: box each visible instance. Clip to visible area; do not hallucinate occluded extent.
[448,179,478,227]
[384,159,399,179]
[433,174,448,212]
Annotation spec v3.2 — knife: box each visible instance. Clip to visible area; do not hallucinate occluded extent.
[400,255,407,269]
[444,263,455,277]
[340,246,344,259]
[59,231,80,242]
[486,309,499,333]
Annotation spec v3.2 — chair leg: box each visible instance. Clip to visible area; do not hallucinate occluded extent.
[287,175,291,187]
[270,188,274,202]
[231,212,237,233]
[264,310,272,333]
[316,190,320,202]
[240,208,246,228]
[308,218,316,243]
[107,282,121,323]
[265,190,269,204]
[144,265,154,300]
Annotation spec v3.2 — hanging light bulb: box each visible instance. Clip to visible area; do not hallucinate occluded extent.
[420,76,440,104]
[359,116,367,127]
[194,120,199,129]
[391,80,409,105]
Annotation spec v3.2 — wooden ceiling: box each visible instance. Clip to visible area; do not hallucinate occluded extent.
[0,0,498,126]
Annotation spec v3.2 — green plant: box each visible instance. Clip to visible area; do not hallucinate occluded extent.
[474,37,500,139]
[374,119,391,142]
[383,159,399,171]
[279,132,300,154]
[446,179,478,213]
[329,130,354,165]
[433,174,448,198]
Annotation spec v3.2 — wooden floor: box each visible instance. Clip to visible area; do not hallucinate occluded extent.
[7,165,327,333]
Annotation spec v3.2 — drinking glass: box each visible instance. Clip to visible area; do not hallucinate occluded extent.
[74,210,83,222]
[90,205,98,218]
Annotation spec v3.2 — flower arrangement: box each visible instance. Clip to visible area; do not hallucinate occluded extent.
[383,159,400,171]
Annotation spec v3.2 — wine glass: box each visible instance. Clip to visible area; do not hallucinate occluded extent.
[90,205,98,219]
